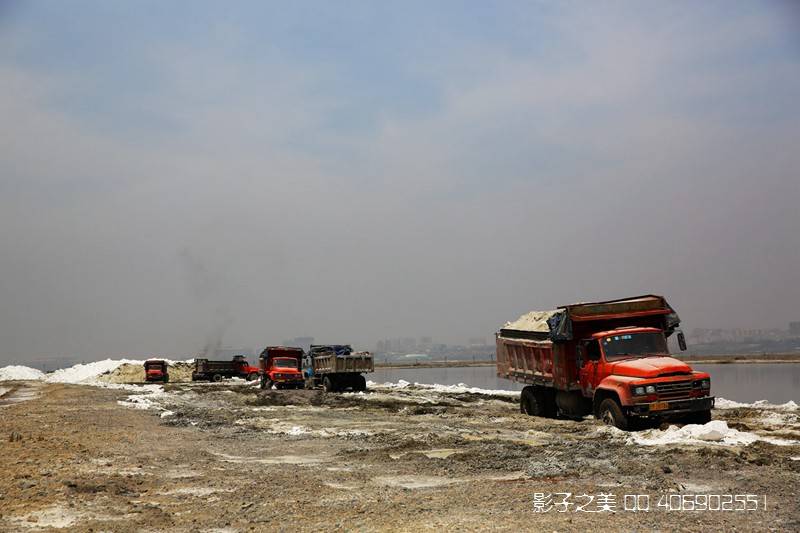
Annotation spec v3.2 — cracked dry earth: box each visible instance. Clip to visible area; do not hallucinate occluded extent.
[0,381,798,532]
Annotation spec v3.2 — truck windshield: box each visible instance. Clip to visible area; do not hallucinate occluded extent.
[601,332,668,361]
[273,358,298,369]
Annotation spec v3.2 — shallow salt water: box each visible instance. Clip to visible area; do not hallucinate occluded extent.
[372,363,800,403]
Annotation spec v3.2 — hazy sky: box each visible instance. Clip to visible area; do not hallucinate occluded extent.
[1,1,799,362]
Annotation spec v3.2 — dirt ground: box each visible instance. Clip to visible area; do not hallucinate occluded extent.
[0,381,798,532]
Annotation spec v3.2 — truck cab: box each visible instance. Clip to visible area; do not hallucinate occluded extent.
[578,327,713,428]
[259,347,305,390]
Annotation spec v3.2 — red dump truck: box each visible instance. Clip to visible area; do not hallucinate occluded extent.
[144,359,169,383]
[259,346,305,390]
[191,355,260,382]
[496,295,714,430]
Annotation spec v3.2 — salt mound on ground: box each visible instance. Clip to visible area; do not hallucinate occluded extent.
[45,359,143,384]
[368,380,519,398]
[96,361,195,383]
[0,365,45,381]
[628,420,796,447]
[716,398,799,411]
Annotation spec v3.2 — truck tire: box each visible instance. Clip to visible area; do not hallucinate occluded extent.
[520,386,542,416]
[323,377,336,393]
[598,398,629,431]
[356,375,367,392]
[163,376,169,383]
[212,374,223,383]
[247,372,258,381]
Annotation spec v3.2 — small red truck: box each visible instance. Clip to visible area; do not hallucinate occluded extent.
[191,355,260,382]
[496,295,714,430]
[259,346,305,390]
[144,359,169,383]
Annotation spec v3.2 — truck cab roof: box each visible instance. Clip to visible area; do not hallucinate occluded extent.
[260,346,304,358]
[590,326,663,339]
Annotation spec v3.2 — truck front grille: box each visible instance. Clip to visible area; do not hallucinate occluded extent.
[656,380,693,400]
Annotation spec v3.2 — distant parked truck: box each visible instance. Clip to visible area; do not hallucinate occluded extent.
[496,294,714,430]
[305,345,373,392]
[144,359,169,383]
[259,346,305,390]
[191,355,260,382]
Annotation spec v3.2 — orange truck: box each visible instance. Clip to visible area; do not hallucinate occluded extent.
[258,346,305,390]
[496,295,713,430]
[144,359,169,383]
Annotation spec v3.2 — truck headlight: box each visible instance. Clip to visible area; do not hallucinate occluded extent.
[701,379,710,389]
[645,385,656,394]
[633,386,645,395]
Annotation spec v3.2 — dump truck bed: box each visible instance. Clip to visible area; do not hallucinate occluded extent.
[497,294,679,390]
[312,352,374,375]
[195,360,240,373]
[495,337,556,386]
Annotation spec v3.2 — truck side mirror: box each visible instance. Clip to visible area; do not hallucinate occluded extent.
[677,331,687,352]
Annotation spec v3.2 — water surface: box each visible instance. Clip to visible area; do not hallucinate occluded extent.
[372,363,799,403]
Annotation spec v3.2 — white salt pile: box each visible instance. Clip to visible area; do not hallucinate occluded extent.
[626,420,797,447]
[0,365,46,381]
[45,359,145,384]
[368,380,519,398]
[716,398,798,411]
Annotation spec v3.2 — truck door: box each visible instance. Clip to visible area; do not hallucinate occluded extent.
[578,340,601,394]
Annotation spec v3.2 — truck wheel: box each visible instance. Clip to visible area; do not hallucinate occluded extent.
[163,376,169,383]
[212,374,222,383]
[356,375,367,392]
[520,387,542,416]
[323,377,335,393]
[598,398,629,431]
[683,410,712,425]
[247,373,258,381]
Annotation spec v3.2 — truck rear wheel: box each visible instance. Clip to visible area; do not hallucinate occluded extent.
[247,372,258,381]
[212,374,222,383]
[323,377,335,393]
[598,398,629,431]
[356,375,367,392]
[520,387,542,416]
